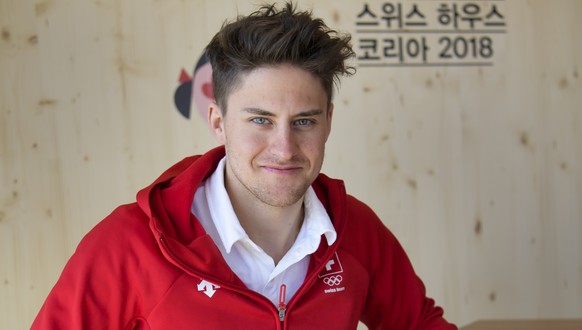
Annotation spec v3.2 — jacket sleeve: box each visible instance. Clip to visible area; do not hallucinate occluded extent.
[31,206,153,330]
[347,197,457,329]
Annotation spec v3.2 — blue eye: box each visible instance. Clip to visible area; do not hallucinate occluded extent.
[251,117,269,125]
[295,119,313,126]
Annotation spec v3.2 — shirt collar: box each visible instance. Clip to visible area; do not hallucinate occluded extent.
[206,157,336,254]
[301,186,337,247]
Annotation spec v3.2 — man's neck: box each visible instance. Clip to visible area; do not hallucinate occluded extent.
[229,191,305,265]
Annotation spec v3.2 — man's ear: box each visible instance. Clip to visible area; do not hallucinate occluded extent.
[208,102,226,144]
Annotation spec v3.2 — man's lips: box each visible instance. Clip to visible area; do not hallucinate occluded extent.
[260,164,303,173]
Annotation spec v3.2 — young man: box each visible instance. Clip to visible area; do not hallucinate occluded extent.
[33,3,456,329]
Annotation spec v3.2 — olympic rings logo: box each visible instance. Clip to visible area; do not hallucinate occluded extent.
[323,275,343,286]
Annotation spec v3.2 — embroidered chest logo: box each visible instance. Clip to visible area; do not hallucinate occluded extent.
[197,279,220,298]
[319,252,346,294]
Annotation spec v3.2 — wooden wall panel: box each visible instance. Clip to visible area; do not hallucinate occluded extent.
[1,0,580,328]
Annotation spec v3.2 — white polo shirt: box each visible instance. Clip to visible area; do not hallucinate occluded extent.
[191,157,336,307]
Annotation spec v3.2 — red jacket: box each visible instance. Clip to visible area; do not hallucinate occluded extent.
[32,146,456,329]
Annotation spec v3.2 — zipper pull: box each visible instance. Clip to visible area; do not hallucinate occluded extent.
[278,284,287,322]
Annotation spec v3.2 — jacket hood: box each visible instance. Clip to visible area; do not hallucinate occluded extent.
[135,146,347,284]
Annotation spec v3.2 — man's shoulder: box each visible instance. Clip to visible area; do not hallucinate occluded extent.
[344,194,382,224]
[97,202,149,237]
[73,203,154,261]
[341,194,399,244]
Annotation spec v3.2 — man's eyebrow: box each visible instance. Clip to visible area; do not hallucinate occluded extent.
[296,109,324,117]
[243,108,275,116]
[242,108,324,117]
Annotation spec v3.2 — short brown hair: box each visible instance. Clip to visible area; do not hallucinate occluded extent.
[205,2,355,112]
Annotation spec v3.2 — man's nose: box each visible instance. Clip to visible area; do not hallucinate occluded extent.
[270,126,298,160]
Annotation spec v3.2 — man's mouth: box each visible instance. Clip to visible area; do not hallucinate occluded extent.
[260,164,303,174]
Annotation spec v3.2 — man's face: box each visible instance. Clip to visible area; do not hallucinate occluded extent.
[208,64,333,208]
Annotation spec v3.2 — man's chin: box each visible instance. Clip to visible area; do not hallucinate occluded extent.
[253,189,307,208]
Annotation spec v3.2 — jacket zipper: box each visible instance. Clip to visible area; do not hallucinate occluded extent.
[278,284,287,322]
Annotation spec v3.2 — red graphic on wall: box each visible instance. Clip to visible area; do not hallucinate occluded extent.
[174,52,214,120]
